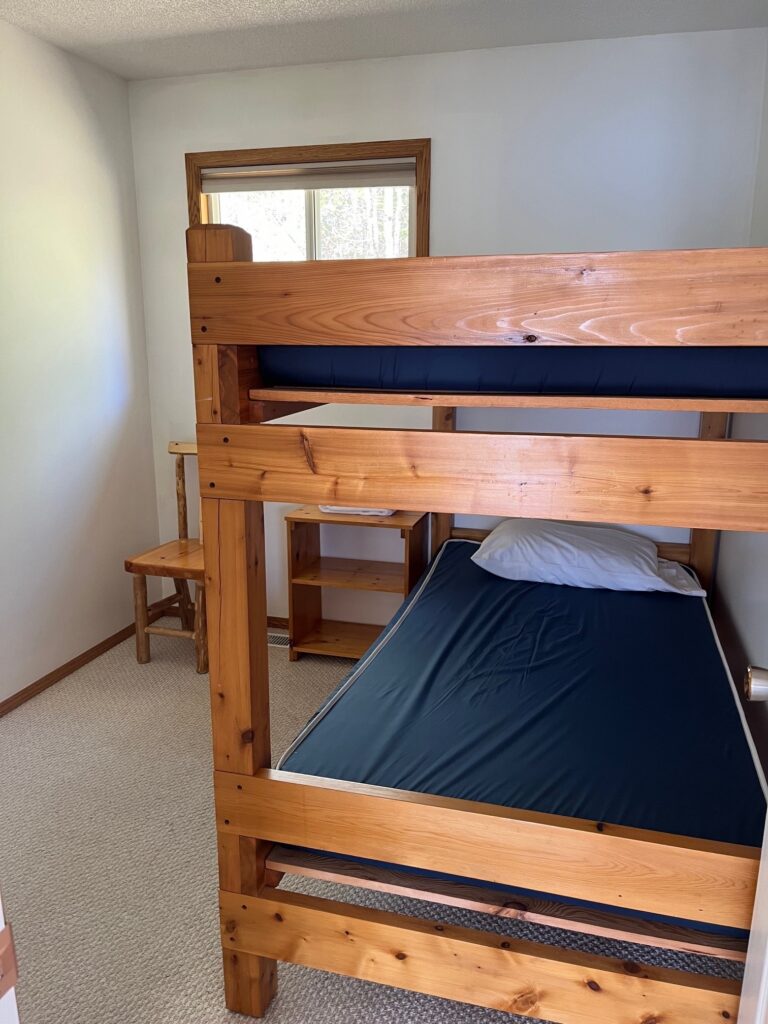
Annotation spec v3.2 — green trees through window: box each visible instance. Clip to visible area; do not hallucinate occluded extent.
[212,185,411,261]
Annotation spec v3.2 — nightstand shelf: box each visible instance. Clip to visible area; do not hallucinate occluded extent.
[291,620,383,660]
[286,505,429,660]
[292,557,405,593]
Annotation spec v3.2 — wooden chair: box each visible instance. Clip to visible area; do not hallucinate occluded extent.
[124,442,207,673]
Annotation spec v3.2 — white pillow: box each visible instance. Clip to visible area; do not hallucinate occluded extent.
[470,519,705,597]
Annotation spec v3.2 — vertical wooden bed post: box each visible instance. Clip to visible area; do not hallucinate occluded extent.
[690,411,730,594]
[188,224,277,1016]
[430,406,456,556]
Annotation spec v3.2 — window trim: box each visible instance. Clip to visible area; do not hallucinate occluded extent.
[185,139,431,257]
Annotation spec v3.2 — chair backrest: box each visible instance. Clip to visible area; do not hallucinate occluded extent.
[168,441,198,540]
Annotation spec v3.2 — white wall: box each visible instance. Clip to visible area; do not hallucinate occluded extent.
[129,28,768,621]
[718,30,768,680]
[0,20,159,702]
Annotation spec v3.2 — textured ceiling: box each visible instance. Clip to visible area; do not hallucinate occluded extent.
[2,0,767,80]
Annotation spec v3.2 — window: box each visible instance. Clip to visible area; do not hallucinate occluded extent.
[204,159,415,260]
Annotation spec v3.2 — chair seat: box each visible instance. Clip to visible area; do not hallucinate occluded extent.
[125,539,204,580]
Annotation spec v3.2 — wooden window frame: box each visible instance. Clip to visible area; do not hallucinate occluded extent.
[185,138,431,257]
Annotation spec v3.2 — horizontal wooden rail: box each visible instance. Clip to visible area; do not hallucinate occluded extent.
[189,247,768,347]
[220,888,741,1023]
[215,770,759,928]
[267,845,747,961]
[197,424,768,531]
[249,386,768,414]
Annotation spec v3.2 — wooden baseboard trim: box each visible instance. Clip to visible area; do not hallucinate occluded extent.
[0,598,174,719]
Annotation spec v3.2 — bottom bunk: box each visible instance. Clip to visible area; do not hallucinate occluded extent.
[216,538,767,1022]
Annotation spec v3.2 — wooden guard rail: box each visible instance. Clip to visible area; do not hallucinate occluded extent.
[216,769,759,930]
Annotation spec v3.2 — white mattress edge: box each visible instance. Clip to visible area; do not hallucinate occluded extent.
[703,596,768,803]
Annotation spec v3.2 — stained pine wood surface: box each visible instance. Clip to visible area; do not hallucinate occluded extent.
[220,889,741,1024]
[198,424,768,532]
[216,770,759,929]
[189,247,768,347]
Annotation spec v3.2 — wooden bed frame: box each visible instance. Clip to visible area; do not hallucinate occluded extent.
[187,224,768,1023]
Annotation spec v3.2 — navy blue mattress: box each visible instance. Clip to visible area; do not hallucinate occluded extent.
[259,345,768,397]
[281,540,765,854]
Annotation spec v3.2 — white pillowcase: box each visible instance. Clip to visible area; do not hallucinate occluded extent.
[470,519,705,597]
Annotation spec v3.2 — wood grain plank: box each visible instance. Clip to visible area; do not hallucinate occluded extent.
[188,223,277,1018]
[267,846,747,961]
[216,769,759,929]
[220,889,741,1023]
[292,556,404,592]
[689,412,731,592]
[124,539,204,580]
[430,406,455,556]
[285,505,425,529]
[193,345,221,424]
[198,424,768,532]
[248,387,768,413]
[287,520,321,661]
[188,228,256,426]
[249,400,323,422]
[292,620,381,660]
[168,441,198,456]
[189,247,768,347]
[404,514,429,591]
[202,498,270,774]
[0,925,18,1001]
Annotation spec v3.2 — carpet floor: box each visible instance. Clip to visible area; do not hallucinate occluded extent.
[0,624,741,1024]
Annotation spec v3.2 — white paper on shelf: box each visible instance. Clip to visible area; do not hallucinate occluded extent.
[318,506,396,516]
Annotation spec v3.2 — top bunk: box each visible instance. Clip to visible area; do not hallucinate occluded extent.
[186,226,768,536]
[187,228,768,412]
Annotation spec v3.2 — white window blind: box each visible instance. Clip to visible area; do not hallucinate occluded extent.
[201,157,416,193]
[205,156,416,259]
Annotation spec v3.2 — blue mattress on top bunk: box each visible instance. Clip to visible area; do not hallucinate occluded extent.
[259,345,768,396]
[281,540,766,853]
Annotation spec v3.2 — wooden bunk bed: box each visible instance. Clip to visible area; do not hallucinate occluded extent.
[186,224,768,1023]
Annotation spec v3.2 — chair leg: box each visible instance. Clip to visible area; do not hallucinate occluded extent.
[175,579,194,630]
[133,575,150,664]
[194,582,208,674]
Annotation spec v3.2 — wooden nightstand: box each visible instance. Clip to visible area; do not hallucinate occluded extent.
[286,505,429,661]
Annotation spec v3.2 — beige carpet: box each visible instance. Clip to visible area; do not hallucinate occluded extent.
[0,624,739,1024]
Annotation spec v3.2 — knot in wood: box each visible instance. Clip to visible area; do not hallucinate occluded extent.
[511,990,539,1013]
